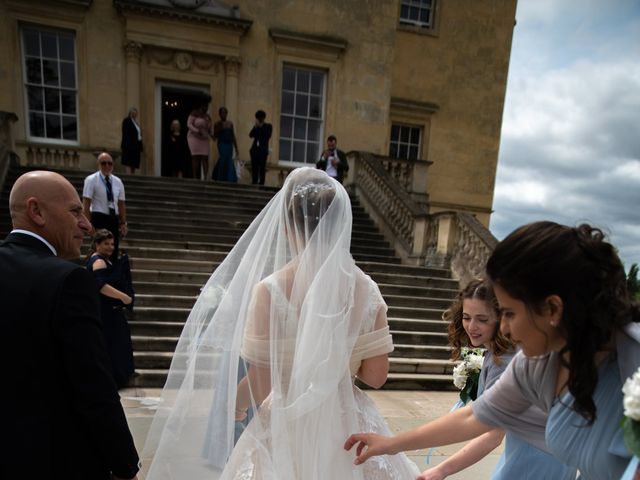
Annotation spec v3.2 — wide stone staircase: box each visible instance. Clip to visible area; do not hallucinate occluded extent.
[0,166,460,389]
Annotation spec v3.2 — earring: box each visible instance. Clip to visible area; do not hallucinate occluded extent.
[550,320,557,327]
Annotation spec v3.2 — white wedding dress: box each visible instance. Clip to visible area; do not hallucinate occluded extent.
[219,269,420,479]
[142,167,420,480]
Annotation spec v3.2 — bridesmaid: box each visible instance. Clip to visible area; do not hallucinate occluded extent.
[212,106,239,182]
[418,279,575,480]
[187,95,212,180]
[346,221,640,480]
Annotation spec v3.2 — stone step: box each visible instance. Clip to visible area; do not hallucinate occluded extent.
[125,221,388,243]
[123,211,381,233]
[390,330,448,346]
[389,357,457,375]
[369,272,458,290]
[122,243,396,262]
[378,283,457,300]
[132,292,451,311]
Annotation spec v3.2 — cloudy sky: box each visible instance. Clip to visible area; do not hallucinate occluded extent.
[490,0,640,270]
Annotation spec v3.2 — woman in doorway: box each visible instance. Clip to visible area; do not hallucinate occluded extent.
[212,106,238,182]
[168,119,190,178]
[187,95,212,180]
[121,107,142,174]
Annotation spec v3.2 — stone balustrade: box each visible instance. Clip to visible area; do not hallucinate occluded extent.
[348,151,498,284]
[349,151,430,261]
[23,144,81,169]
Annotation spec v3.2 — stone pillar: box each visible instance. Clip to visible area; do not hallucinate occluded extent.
[124,41,143,112]
[224,56,241,121]
[436,214,457,257]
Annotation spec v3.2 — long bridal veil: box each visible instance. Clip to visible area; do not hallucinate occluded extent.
[142,167,378,479]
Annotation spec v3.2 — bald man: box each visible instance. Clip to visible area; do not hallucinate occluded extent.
[83,152,127,261]
[0,171,140,479]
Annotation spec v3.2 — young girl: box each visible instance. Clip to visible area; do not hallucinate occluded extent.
[418,279,574,480]
[346,221,639,480]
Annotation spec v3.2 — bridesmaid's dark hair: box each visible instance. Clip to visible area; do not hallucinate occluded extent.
[486,221,640,423]
[446,278,514,363]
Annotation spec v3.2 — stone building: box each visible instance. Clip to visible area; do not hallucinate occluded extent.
[0,0,516,227]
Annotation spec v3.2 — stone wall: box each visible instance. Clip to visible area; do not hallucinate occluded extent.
[0,0,516,224]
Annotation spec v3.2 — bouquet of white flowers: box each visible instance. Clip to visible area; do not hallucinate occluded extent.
[622,366,640,457]
[452,347,485,404]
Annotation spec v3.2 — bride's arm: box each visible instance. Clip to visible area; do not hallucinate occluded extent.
[357,354,388,389]
[235,364,271,419]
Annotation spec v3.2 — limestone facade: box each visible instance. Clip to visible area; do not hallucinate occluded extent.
[0,0,516,226]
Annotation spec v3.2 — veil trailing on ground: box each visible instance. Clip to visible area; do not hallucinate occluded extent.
[143,167,376,479]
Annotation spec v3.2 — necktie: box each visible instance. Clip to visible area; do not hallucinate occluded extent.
[105,176,115,215]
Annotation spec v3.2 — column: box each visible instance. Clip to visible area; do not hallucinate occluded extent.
[224,56,241,121]
[124,41,143,112]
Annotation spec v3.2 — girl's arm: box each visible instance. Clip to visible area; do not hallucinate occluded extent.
[344,405,493,465]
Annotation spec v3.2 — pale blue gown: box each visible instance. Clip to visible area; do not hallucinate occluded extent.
[479,353,576,480]
[546,354,630,479]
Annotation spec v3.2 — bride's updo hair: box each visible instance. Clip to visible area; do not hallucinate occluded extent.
[285,169,337,237]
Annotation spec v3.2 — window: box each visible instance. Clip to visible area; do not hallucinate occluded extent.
[399,0,436,29]
[389,124,422,160]
[21,26,78,142]
[279,65,325,164]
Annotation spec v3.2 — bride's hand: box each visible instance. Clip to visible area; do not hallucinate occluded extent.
[343,433,395,465]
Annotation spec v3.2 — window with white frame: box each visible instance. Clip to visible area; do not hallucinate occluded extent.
[279,65,325,164]
[389,124,422,160]
[22,26,78,142]
[399,0,436,29]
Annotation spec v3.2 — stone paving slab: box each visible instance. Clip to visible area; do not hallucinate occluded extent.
[121,388,501,479]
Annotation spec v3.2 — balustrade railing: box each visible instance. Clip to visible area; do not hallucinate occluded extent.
[348,151,498,285]
[23,143,81,169]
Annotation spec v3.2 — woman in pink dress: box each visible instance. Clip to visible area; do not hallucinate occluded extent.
[187,95,212,179]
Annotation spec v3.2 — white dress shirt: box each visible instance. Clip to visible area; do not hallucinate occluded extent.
[82,171,126,215]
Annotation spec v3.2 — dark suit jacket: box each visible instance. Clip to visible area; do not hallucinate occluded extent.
[249,122,273,155]
[316,148,349,183]
[0,232,139,480]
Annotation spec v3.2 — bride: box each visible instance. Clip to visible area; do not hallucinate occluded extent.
[142,167,419,479]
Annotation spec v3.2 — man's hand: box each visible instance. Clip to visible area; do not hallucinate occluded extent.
[344,433,395,465]
[119,223,128,237]
[330,157,338,167]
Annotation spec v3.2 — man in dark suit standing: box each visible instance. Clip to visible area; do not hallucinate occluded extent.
[316,134,349,183]
[0,171,140,479]
[249,110,273,185]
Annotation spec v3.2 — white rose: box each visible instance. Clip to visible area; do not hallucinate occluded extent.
[623,369,640,421]
[453,362,468,389]
[466,354,484,373]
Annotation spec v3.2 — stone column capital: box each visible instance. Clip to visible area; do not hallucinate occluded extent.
[124,41,143,62]
[224,56,241,76]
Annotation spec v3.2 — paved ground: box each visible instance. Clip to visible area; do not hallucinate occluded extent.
[121,388,502,479]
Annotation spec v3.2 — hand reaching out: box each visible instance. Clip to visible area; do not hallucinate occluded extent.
[343,433,396,465]
[416,466,447,480]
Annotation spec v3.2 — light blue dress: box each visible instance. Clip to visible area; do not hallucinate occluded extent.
[479,353,576,480]
[547,354,630,479]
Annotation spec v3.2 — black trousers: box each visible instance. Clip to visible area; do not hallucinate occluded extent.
[91,212,120,261]
[250,150,268,185]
